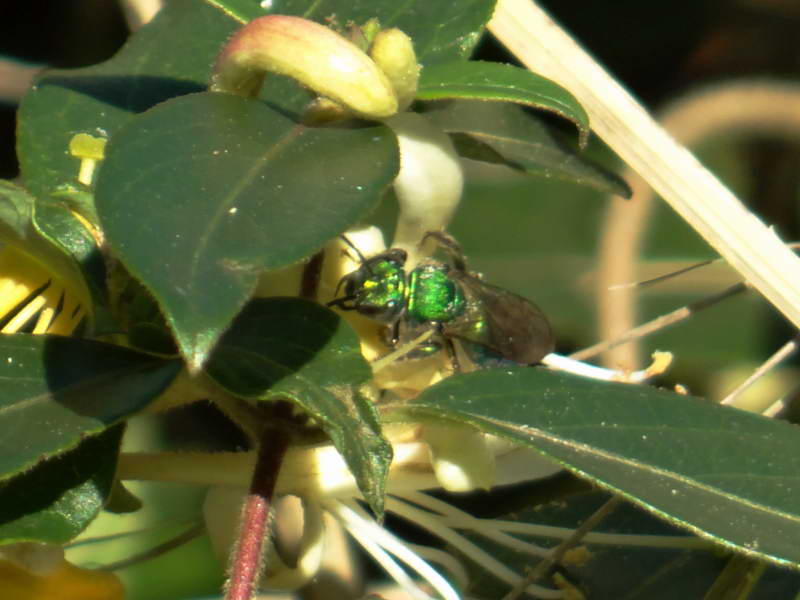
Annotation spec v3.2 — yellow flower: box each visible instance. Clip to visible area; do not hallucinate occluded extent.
[0,543,123,600]
[0,245,88,335]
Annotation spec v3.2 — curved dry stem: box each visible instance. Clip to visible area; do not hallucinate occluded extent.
[595,80,800,369]
[489,1,800,363]
[595,187,653,369]
[0,58,40,104]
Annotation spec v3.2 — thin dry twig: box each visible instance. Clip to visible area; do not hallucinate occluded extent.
[0,59,41,104]
[593,81,800,370]
[502,496,622,600]
[96,523,205,571]
[570,283,747,362]
[720,335,800,407]
[489,1,800,345]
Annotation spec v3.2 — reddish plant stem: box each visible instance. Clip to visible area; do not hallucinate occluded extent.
[300,249,325,300]
[225,423,291,600]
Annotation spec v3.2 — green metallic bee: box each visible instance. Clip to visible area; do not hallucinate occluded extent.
[328,232,554,369]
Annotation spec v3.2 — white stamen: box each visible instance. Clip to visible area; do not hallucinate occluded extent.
[399,491,551,558]
[340,517,431,600]
[542,351,671,383]
[406,543,471,591]
[386,496,563,598]
[485,517,708,549]
[327,499,462,600]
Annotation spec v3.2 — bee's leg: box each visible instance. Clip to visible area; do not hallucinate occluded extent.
[390,320,401,345]
[421,231,468,272]
[439,326,462,373]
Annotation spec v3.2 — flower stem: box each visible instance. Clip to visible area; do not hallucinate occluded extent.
[225,410,291,600]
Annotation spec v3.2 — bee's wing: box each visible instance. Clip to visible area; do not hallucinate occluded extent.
[444,273,555,364]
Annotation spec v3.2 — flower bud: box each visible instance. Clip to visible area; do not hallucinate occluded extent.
[423,423,495,492]
[0,543,123,600]
[210,15,398,119]
[369,28,420,111]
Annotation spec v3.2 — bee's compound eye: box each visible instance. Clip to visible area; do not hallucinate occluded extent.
[343,271,367,295]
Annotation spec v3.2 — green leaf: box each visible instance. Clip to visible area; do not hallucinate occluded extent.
[0,181,104,302]
[0,424,124,544]
[398,368,800,568]
[464,489,799,599]
[33,191,108,318]
[18,0,492,199]
[104,479,143,514]
[0,180,34,242]
[17,0,242,199]
[0,334,181,483]
[0,181,100,328]
[206,298,391,516]
[267,0,496,64]
[418,61,590,145]
[424,100,630,197]
[95,92,398,368]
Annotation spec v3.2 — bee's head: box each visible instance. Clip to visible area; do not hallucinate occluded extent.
[329,248,408,323]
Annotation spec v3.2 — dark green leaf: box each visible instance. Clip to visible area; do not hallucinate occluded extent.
[33,198,99,267]
[18,0,491,199]
[104,479,143,514]
[0,181,101,329]
[417,61,590,145]
[0,425,124,544]
[206,298,391,516]
[463,489,799,599]
[0,181,101,281]
[17,0,242,198]
[33,191,108,317]
[268,0,496,64]
[425,100,630,197]
[95,92,398,367]
[206,299,373,394]
[0,335,181,482]
[0,180,34,241]
[397,368,800,568]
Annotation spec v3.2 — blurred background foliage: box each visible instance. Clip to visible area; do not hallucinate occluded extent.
[3,0,800,598]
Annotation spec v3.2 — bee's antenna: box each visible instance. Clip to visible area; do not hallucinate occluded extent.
[331,276,348,301]
[339,234,376,276]
[422,231,467,271]
[327,294,357,309]
[340,235,368,263]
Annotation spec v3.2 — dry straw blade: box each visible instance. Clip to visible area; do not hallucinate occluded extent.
[489,0,800,332]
